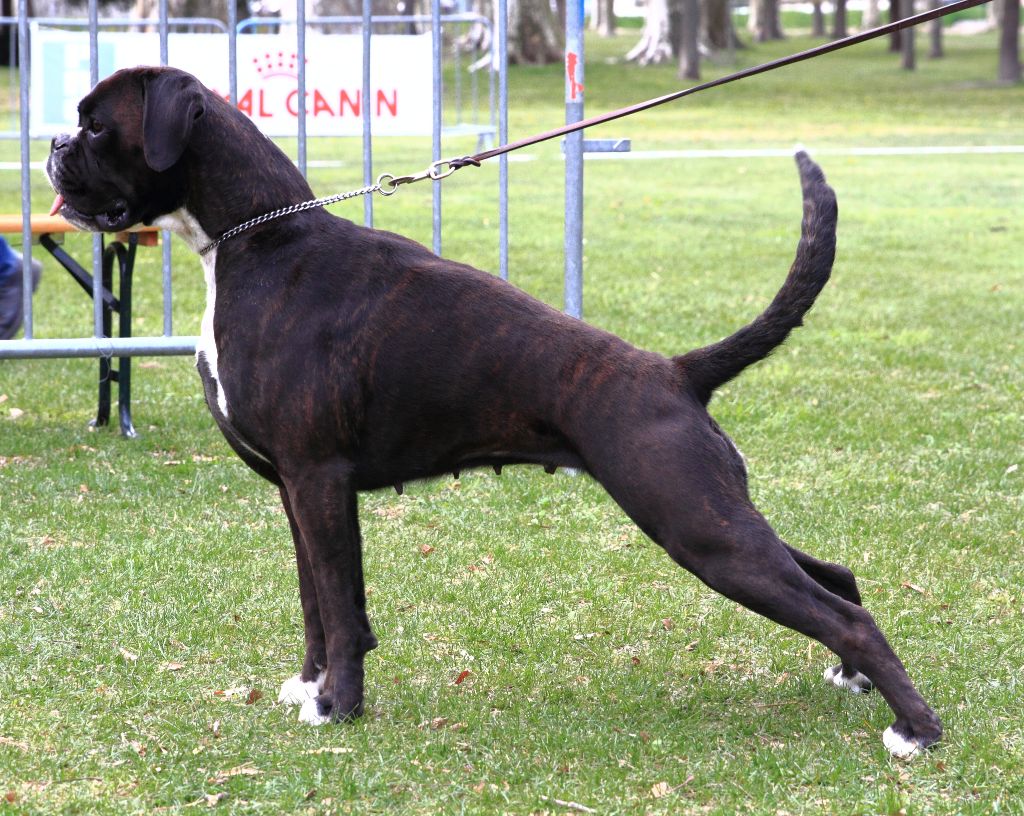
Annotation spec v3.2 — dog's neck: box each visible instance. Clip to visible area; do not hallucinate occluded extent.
[179,94,316,244]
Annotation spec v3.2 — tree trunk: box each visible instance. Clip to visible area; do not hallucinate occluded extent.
[998,0,1021,82]
[679,0,700,78]
[626,0,674,65]
[766,0,783,39]
[811,0,825,37]
[703,0,742,51]
[987,0,999,30]
[591,0,616,36]
[900,0,915,70]
[928,0,943,58]
[862,0,881,29]
[832,0,848,39]
[749,0,783,41]
[507,0,563,64]
[890,0,904,51]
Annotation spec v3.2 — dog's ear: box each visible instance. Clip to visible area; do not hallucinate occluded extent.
[142,70,205,173]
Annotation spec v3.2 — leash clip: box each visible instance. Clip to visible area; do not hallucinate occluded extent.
[376,158,465,196]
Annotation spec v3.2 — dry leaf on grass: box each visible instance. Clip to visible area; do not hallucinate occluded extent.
[650,781,674,798]
[209,763,261,784]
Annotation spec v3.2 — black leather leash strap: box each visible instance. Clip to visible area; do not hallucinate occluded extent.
[435,0,992,174]
[204,0,992,250]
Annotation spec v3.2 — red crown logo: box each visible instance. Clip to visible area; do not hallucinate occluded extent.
[252,51,308,79]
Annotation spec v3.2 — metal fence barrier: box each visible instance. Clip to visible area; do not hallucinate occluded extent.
[0,0,508,363]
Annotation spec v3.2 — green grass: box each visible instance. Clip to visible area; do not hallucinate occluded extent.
[1,29,1022,814]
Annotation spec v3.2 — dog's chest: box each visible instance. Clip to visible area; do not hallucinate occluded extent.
[196,249,230,418]
[154,209,230,418]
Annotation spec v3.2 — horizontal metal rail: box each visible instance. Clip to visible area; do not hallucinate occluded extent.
[0,16,228,30]
[0,336,198,359]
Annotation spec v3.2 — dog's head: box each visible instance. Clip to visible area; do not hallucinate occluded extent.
[46,66,205,232]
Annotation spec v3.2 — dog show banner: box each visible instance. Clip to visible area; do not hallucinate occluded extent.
[30,25,432,138]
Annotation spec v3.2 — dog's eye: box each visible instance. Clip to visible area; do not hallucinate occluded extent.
[88,119,105,135]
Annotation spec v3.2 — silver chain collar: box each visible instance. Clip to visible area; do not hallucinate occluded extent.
[197,160,464,257]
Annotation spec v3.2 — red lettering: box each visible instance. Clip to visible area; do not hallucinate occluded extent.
[237,88,253,117]
[285,90,301,117]
[258,89,273,118]
[339,90,360,117]
[376,89,397,117]
[313,89,334,117]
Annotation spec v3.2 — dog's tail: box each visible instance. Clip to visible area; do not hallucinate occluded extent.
[676,150,838,405]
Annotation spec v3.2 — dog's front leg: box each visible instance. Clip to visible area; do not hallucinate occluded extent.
[281,464,377,725]
[277,486,328,707]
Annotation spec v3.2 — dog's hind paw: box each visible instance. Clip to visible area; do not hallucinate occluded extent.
[278,671,325,707]
[883,726,923,759]
[298,696,332,726]
[823,664,872,694]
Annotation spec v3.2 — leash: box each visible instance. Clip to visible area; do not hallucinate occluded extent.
[199,0,990,256]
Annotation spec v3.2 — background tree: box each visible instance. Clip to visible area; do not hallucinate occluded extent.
[901,0,916,70]
[625,0,673,65]
[678,0,700,78]
[811,0,825,37]
[998,0,1021,82]
[590,0,616,37]
[929,0,943,59]
[748,0,783,42]
[506,0,563,64]
[890,0,905,52]
[832,0,848,39]
[702,0,742,50]
[862,0,881,29]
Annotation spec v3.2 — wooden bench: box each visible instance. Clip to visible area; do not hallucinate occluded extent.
[0,214,163,437]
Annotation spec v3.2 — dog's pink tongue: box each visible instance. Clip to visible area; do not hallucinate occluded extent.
[49,194,64,216]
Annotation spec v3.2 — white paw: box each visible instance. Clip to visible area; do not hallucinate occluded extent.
[298,696,331,726]
[883,726,921,759]
[278,674,318,706]
[823,664,872,694]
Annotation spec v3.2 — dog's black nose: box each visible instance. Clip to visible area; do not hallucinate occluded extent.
[50,133,71,152]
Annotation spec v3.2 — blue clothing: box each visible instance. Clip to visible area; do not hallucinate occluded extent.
[0,237,42,340]
[0,237,19,284]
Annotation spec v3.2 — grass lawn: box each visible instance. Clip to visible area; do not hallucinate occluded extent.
[1,26,1022,815]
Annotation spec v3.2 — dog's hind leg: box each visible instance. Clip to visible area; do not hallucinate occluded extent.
[588,438,939,757]
[281,462,378,725]
[783,543,873,694]
[277,486,328,707]
[681,519,937,756]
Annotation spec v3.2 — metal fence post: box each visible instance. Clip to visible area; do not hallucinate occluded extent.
[362,0,373,227]
[89,0,104,341]
[160,0,173,337]
[297,0,307,178]
[498,0,508,281]
[564,0,584,319]
[431,0,442,256]
[17,0,31,338]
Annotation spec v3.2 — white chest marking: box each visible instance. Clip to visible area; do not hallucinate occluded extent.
[155,209,273,468]
[154,210,228,419]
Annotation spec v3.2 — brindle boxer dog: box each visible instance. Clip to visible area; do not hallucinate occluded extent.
[46,66,941,757]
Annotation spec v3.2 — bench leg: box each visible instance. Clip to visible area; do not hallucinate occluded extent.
[90,249,114,430]
[39,232,138,437]
[116,238,138,439]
